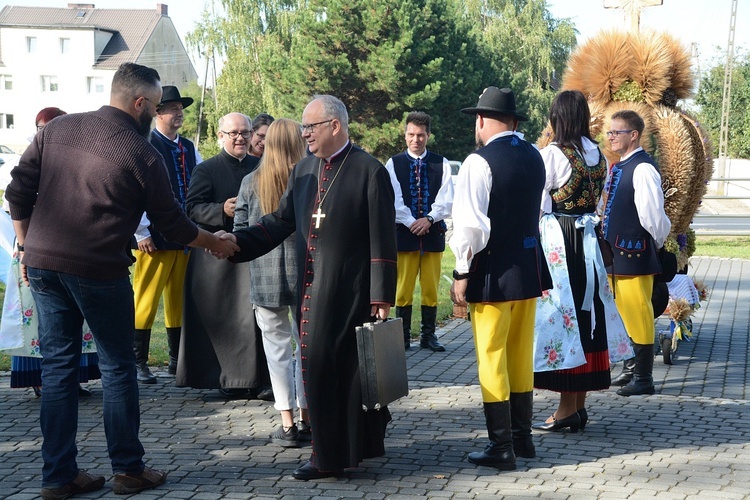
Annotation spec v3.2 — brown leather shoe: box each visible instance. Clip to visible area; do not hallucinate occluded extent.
[41,469,105,499]
[112,467,167,495]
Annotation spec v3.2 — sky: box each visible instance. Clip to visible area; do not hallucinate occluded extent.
[1,0,747,76]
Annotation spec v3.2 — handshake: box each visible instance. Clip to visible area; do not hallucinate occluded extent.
[207,230,240,260]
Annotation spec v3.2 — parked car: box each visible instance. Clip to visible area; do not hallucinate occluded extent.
[448,160,461,186]
[0,144,21,192]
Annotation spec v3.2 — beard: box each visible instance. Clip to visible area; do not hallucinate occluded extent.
[475,129,484,149]
[137,109,153,137]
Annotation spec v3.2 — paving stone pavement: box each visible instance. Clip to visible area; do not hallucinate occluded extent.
[1,256,749,499]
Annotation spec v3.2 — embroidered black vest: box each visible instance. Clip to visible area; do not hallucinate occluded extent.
[465,135,552,303]
[550,145,607,215]
[142,131,198,251]
[391,151,446,252]
[602,149,662,276]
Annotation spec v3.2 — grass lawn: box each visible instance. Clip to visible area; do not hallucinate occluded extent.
[1,234,744,371]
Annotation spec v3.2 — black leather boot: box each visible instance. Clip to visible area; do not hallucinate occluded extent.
[611,356,636,386]
[396,306,412,349]
[419,305,445,352]
[166,327,181,376]
[133,329,156,384]
[468,401,516,470]
[510,392,535,458]
[617,343,656,396]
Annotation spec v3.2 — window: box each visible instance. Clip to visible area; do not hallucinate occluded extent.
[0,113,14,129]
[41,75,59,92]
[60,38,70,54]
[26,36,37,53]
[87,76,104,93]
[0,74,11,91]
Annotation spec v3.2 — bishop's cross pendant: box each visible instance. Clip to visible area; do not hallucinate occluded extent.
[312,206,326,228]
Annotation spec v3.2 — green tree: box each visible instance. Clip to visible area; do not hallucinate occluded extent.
[696,50,750,159]
[462,0,577,142]
[262,0,489,161]
[188,0,576,159]
[187,0,298,127]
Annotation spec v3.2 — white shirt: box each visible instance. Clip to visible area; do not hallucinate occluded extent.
[384,150,454,227]
[601,147,671,247]
[539,136,601,214]
[449,131,523,273]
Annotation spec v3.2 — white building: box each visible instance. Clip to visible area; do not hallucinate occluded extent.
[0,3,198,151]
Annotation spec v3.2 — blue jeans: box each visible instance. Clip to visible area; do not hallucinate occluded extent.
[28,267,145,487]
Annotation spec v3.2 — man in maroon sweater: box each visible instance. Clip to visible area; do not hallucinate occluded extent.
[6,63,238,499]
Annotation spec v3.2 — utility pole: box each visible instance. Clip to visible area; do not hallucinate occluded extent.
[196,50,210,146]
[717,0,738,195]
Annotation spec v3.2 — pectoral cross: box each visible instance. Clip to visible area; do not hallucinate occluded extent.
[604,0,663,32]
[312,207,326,228]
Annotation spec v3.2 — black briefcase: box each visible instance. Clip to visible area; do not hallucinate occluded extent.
[356,318,409,411]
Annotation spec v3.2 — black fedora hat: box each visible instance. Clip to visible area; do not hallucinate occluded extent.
[461,86,528,122]
[160,85,194,109]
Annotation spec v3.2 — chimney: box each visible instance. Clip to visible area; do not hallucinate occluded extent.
[157,3,168,16]
[67,3,95,8]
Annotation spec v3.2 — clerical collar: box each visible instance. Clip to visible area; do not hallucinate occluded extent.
[406,150,427,160]
[326,141,351,163]
[222,148,247,163]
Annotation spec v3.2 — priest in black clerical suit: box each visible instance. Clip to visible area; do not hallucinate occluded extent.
[221,95,397,480]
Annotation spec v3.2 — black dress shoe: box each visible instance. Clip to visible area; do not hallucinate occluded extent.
[292,461,342,480]
[202,388,250,402]
[531,411,581,433]
[256,388,275,402]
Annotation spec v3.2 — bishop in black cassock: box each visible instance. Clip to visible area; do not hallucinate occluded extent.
[226,96,397,478]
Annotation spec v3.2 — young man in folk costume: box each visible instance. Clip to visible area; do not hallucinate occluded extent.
[385,111,454,351]
[602,109,671,396]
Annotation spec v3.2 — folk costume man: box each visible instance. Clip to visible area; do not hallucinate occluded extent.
[385,111,453,351]
[602,110,671,396]
[132,86,201,383]
[177,113,269,398]
[5,62,238,498]
[450,87,551,471]
[218,95,397,480]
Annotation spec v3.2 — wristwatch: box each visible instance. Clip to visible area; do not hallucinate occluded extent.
[16,244,24,252]
[425,215,434,224]
[453,269,469,280]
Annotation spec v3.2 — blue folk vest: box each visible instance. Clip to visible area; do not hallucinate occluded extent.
[142,131,198,251]
[391,151,446,252]
[602,149,661,276]
[465,135,552,303]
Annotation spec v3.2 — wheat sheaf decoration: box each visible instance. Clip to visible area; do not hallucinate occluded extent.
[548,29,709,269]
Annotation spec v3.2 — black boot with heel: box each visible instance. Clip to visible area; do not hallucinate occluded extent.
[396,306,412,349]
[468,401,516,470]
[134,329,156,384]
[166,327,181,376]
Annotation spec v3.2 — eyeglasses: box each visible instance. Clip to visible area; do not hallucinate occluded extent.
[606,129,634,138]
[221,130,252,139]
[300,119,332,134]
